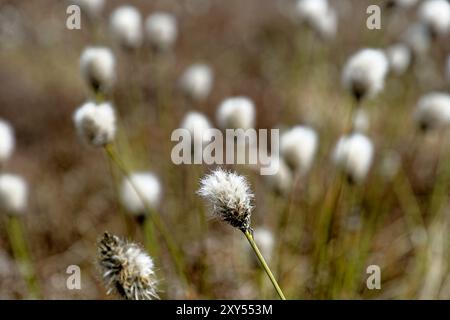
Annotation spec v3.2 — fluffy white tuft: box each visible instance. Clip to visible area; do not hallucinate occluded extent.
[179,64,213,101]
[120,172,162,215]
[414,92,450,130]
[181,111,212,146]
[110,6,143,49]
[198,168,254,231]
[216,96,255,130]
[79,47,116,93]
[386,43,411,75]
[0,119,14,164]
[280,126,318,175]
[73,101,116,146]
[342,48,389,101]
[296,0,328,22]
[144,12,178,51]
[295,0,337,39]
[333,133,374,183]
[403,23,431,56]
[98,232,158,300]
[0,174,28,214]
[418,0,450,36]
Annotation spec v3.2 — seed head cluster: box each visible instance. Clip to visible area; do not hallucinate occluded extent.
[97,232,158,300]
[198,168,254,232]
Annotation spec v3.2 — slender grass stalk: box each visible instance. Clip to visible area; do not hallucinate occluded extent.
[4,215,40,299]
[104,144,192,297]
[244,229,286,300]
[274,177,297,283]
[105,153,134,237]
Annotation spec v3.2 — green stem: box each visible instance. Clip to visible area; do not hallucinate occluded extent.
[244,229,286,300]
[5,215,40,299]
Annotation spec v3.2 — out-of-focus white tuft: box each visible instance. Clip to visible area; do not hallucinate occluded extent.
[0,119,14,165]
[280,126,318,175]
[198,168,254,231]
[295,0,337,39]
[0,174,28,215]
[181,111,212,147]
[403,23,431,56]
[386,44,411,75]
[144,12,178,52]
[418,0,450,36]
[120,172,162,215]
[342,48,389,101]
[333,133,374,183]
[216,96,255,130]
[73,101,116,146]
[263,157,293,196]
[79,47,116,93]
[414,92,450,131]
[179,64,213,102]
[71,0,104,19]
[352,108,370,133]
[110,6,143,49]
[98,232,158,300]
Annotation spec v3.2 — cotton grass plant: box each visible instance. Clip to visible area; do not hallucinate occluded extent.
[198,168,286,300]
[109,6,143,50]
[98,232,159,300]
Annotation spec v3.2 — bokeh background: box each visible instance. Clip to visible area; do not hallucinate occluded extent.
[0,0,449,299]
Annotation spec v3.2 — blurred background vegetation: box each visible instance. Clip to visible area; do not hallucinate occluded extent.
[0,0,449,299]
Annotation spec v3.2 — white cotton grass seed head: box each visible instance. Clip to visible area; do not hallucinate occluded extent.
[181,111,212,146]
[295,0,328,23]
[145,12,178,52]
[418,0,450,36]
[70,0,104,19]
[332,133,374,184]
[0,119,14,165]
[110,6,143,49]
[80,47,116,93]
[216,96,255,130]
[352,108,370,133]
[403,23,431,56]
[295,0,337,39]
[414,92,450,131]
[263,157,293,196]
[120,172,161,216]
[198,168,254,232]
[179,64,213,102]
[386,43,411,75]
[0,174,28,215]
[73,101,116,147]
[98,232,158,300]
[280,126,318,175]
[342,48,389,101]
[313,7,338,39]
